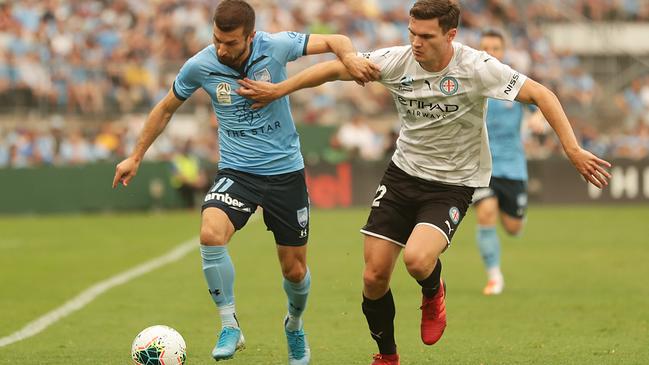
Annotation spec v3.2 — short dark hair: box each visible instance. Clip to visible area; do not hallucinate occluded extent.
[213,0,255,35]
[481,28,505,44]
[410,0,460,33]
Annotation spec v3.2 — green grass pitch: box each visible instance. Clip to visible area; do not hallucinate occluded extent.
[1,206,648,364]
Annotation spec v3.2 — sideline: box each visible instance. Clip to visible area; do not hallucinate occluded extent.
[0,237,198,348]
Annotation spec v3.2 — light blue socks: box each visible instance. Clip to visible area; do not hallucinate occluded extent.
[283,267,311,331]
[477,226,501,270]
[201,245,238,328]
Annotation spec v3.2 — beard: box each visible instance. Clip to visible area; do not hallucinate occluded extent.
[218,47,248,68]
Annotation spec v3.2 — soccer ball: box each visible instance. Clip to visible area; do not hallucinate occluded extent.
[131,325,187,365]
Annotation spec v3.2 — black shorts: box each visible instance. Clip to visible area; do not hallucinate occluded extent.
[361,162,475,247]
[202,168,310,246]
[472,176,528,219]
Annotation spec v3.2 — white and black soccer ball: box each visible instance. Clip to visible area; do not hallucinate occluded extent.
[131,325,187,365]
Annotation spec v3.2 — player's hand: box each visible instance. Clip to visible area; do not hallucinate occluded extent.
[236,78,281,109]
[112,157,141,188]
[566,148,612,189]
[341,53,381,85]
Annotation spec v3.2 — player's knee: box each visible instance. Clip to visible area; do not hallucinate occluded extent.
[504,224,523,237]
[477,208,497,226]
[282,264,306,283]
[199,225,228,246]
[363,267,390,291]
[403,252,435,279]
[502,219,524,236]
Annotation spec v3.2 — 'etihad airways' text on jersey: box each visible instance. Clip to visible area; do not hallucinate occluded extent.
[362,42,528,187]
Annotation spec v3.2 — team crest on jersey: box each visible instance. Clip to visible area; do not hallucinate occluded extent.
[253,68,271,82]
[399,75,414,92]
[216,82,232,104]
[439,76,459,95]
[448,207,461,224]
[297,207,309,228]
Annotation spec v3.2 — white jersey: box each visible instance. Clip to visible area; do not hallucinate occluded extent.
[362,42,527,187]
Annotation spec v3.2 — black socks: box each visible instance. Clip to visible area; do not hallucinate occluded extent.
[417,258,442,298]
[362,289,397,355]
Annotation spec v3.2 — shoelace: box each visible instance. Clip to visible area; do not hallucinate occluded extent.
[372,354,394,364]
[286,329,306,359]
[420,297,437,312]
[217,327,239,348]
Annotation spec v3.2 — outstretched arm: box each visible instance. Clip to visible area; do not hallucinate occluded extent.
[516,78,611,188]
[112,89,184,188]
[306,34,380,84]
[237,60,354,109]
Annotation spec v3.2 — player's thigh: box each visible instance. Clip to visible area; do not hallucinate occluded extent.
[262,169,310,246]
[201,170,260,245]
[491,177,527,235]
[200,207,237,246]
[403,224,448,279]
[474,196,499,226]
[500,213,524,236]
[276,244,308,282]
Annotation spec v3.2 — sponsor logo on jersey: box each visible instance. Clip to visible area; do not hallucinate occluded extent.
[216,82,232,104]
[397,97,459,112]
[504,73,520,95]
[297,207,309,228]
[399,75,414,92]
[439,76,459,95]
[253,68,271,82]
[235,101,261,125]
[449,206,460,224]
[224,121,282,138]
[424,80,432,90]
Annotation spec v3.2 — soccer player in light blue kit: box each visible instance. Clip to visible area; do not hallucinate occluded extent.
[112,1,380,363]
[472,30,542,295]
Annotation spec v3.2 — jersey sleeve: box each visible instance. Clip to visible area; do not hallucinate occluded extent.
[475,52,527,101]
[359,47,404,83]
[173,57,203,101]
[268,31,309,63]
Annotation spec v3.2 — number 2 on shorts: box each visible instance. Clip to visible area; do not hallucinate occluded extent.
[372,184,387,207]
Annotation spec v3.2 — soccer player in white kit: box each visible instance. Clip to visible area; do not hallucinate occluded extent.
[237,1,611,363]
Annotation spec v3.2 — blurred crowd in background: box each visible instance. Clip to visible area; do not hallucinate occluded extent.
[1,0,649,169]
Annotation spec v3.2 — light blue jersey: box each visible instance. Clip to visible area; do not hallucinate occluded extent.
[486,99,536,181]
[173,31,309,175]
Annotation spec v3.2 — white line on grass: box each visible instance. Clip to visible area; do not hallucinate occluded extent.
[0,237,198,348]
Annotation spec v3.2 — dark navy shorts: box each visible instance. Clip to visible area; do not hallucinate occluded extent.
[202,168,309,246]
[472,176,527,219]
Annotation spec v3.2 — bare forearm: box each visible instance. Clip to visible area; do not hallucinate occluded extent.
[277,60,352,97]
[532,89,580,154]
[130,105,173,161]
[324,34,357,61]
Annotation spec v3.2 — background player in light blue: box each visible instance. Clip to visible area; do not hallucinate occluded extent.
[112,1,380,363]
[472,29,543,295]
